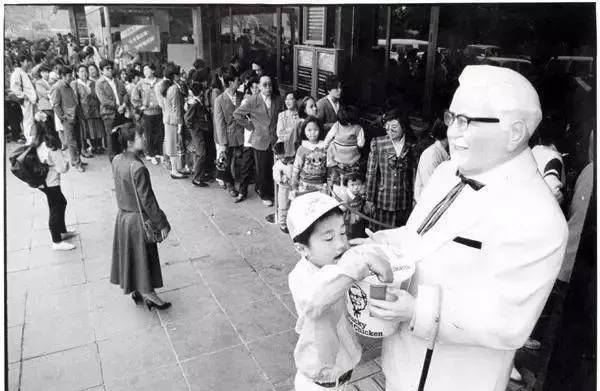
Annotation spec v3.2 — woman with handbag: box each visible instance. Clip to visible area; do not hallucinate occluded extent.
[110,122,172,310]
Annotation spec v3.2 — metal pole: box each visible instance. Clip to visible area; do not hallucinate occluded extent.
[229,6,233,57]
[384,5,392,80]
[276,7,282,83]
[103,6,113,60]
[423,5,440,119]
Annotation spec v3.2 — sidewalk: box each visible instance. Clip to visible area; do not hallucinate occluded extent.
[6,144,385,391]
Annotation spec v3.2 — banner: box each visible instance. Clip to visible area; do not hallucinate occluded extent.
[121,25,160,53]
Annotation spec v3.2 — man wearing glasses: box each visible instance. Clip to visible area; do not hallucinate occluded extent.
[351,65,568,390]
[234,75,284,206]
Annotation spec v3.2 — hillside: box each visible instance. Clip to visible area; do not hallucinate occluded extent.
[5,5,71,39]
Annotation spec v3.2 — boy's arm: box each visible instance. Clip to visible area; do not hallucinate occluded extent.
[293,248,393,320]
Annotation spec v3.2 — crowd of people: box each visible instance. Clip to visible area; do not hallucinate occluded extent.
[6,31,594,390]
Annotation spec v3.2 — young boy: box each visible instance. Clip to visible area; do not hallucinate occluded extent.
[287,192,393,390]
[338,172,367,240]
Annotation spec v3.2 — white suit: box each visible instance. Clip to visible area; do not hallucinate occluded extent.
[374,148,568,391]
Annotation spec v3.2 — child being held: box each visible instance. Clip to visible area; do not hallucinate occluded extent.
[290,116,328,198]
[287,192,393,391]
[336,172,367,240]
[321,105,365,186]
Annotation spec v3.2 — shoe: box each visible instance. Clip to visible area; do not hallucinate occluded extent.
[144,298,172,311]
[262,199,274,207]
[52,241,76,251]
[179,167,192,175]
[61,230,78,240]
[155,155,163,162]
[524,338,541,350]
[192,180,209,187]
[81,151,94,158]
[76,164,86,173]
[170,173,187,179]
[151,157,158,165]
[234,194,246,203]
[510,367,523,382]
[280,226,289,234]
[80,161,89,166]
[145,155,153,161]
[131,291,143,305]
[17,137,26,144]
[228,189,239,198]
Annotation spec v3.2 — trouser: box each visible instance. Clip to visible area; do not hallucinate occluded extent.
[62,119,81,166]
[141,113,164,157]
[216,145,241,189]
[238,147,255,197]
[39,186,68,243]
[274,161,293,227]
[42,109,56,134]
[254,148,274,201]
[21,100,36,144]
[192,138,208,183]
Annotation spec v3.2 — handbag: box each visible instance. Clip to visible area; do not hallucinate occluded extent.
[130,162,163,243]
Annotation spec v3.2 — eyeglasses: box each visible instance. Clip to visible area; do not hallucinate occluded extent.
[444,110,499,132]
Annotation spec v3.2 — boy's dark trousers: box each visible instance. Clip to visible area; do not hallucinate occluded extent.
[192,136,208,183]
[238,146,255,197]
[39,186,68,243]
[253,148,274,201]
[141,113,164,157]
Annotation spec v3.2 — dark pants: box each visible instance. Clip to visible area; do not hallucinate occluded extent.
[39,186,68,243]
[141,113,164,157]
[43,110,56,134]
[103,114,126,162]
[254,148,274,201]
[192,137,208,183]
[62,120,81,165]
[238,146,255,197]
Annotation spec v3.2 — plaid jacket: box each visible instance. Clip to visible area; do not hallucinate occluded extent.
[366,136,417,212]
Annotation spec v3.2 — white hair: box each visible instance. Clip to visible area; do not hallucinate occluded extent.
[459,65,542,138]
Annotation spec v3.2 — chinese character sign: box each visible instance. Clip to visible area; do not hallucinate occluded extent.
[121,25,160,53]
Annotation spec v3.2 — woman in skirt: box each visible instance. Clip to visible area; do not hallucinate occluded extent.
[71,64,105,155]
[110,122,172,310]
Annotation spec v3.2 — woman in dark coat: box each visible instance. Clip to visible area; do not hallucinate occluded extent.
[110,122,172,310]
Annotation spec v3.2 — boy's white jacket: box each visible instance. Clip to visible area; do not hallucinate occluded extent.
[373,148,568,391]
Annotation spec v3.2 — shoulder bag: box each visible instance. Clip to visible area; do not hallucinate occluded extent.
[130,162,163,243]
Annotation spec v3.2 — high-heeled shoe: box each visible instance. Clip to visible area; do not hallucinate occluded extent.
[131,291,143,305]
[144,298,172,311]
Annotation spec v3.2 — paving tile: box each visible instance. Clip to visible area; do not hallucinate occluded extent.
[91,300,161,341]
[22,312,95,359]
[189,250,245,270]
[155,284,222,324]
[7,249,31,273]
[21,344,102,391]
[77,222,116,242]
[80,238,114,259]
[371,371,386,388]
[7,232,31,252]
[279,293,297,318]
[8,326,23,364]
[7,296,26,327]
[8,363,20,391]
[158,240,190,265]
[98,326,177,381]
[273,377,295,391]
[88,280,125,310]
[352,377,384,391]
[256,264,295,295]
[157,261,204,292]
[105,365,188,391]
[227,296,296,343]
[166,310,241,360]
[28,245,83,269]
[183,345,272,391]
[248,330,298,385]
[26,261,86,292]
[26,283,91,322]
[84,257,111,281]
[199,266,274,311]
[351,360,382,382]
[8,270,29,299]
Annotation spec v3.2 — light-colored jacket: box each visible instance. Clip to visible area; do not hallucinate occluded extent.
[213,91,243,147]
[95,76,128,120]
[10,67,37,104]
[35,79,53,111]
[233,93,284,151]
[162,83,184,126]
[373,149,568,391]
[37,142,69,187]
[131,77,162,116]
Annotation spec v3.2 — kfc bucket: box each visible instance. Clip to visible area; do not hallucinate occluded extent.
[346,244,415,338]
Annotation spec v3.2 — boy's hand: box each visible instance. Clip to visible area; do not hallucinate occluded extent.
[339,245,394,283]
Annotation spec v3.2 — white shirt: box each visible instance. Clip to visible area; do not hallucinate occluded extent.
[327,95,340,114]
[390,135,405,157]
[105,76,120,105]
[10,67,37,104]
[225,89,237,106]
[37,142,69,187]
[414,140,450,203]
[288,257,362,383]
[261,93,271,110]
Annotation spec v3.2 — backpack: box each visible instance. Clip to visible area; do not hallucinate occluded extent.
[9,145,49,188]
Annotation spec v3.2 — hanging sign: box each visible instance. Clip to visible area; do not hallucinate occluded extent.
[121,25,160,53]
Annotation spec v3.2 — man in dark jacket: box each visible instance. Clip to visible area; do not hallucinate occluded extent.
[52,65,84,172]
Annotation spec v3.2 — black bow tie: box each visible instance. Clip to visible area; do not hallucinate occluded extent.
[457,171,485,191]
